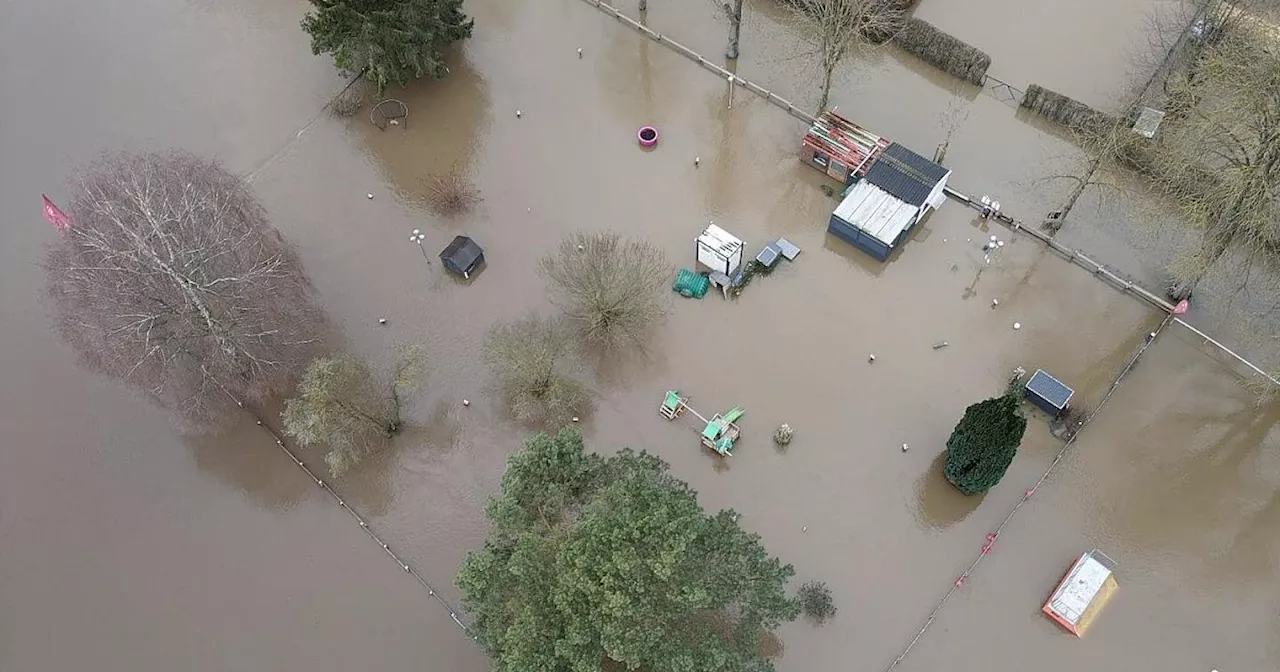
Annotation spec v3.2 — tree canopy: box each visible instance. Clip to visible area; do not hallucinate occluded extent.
[281,347,424,475]
[943,393,1027,495]
[457,429,799,672]
[301,0,474,94]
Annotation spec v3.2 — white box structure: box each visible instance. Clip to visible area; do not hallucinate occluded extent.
[696,223,745,276]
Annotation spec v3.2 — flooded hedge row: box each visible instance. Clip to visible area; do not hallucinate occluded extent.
[1019,84,1117,136]
[892,18,990,86]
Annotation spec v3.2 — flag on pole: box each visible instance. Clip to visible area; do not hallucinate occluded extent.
[42,194,72,234]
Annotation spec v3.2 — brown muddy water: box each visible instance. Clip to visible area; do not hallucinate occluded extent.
[2,0,1276,671]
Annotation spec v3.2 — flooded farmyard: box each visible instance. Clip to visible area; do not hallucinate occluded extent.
[2,0,1276,671]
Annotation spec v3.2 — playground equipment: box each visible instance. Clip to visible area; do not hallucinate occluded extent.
[659,390,744,456]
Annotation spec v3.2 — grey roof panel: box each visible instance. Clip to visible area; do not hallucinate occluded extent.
[864,143,948,207]
[1026,369,1074,409]
[881,142,949,183]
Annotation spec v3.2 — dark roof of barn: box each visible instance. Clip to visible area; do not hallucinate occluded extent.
[863,142,949,207]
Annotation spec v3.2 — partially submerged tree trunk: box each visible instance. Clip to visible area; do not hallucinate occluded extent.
[784,0,906,115]
[724,0,744,60]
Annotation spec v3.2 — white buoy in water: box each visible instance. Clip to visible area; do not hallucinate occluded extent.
[378,318,387,325]
[515,110,522,118]
[367,193,374,199]
[527,207,532,213]
[1013,322,1022,330]
[462,399,470,406]
[572,416,580,423]
[577,48,583,58]
[990,235,998,242]
[868,353,876,362]
[802,526,808,532]
[577,244,585,251]
[412,229,420,235]
[992,298,1000,307]
[695,156,701,166]
[901,443,909,452]
[997,240,1005,247]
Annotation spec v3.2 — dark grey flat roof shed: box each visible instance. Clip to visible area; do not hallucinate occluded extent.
[440,235,484,279]
[1025,369,1074,416]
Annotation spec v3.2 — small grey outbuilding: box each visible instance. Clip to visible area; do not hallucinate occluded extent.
[1025,369,1074,417]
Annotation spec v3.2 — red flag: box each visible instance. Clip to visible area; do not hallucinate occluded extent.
[1173,299,1189,314]
[42,194,71,234]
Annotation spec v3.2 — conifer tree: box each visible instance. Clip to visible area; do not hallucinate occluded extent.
[943,392,1027,495]
[302,0,474,93]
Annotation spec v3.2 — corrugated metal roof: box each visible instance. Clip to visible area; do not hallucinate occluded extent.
[865,142,949,207]
[832,181,918,246]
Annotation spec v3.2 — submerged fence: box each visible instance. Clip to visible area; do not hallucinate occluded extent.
[220,1,1280,664]
[580,0,1277,392]
[570,3,1280,669]
[210,386,475,640]
[582,0,819,125]
[882,312,1176,672]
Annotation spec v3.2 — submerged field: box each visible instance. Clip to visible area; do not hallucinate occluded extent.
[1,0,1276,670]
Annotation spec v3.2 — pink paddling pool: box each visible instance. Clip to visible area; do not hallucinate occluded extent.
[637,126,659,147]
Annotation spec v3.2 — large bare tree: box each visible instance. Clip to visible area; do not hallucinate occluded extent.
[785,0,906,113]
[539,231,670,349]
[44,150,324,430]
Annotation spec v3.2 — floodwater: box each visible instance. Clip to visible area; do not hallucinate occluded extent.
[2,0,1276,671]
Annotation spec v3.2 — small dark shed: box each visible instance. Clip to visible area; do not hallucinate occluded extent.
[439,235,484,279]
[1025,369,1074,416]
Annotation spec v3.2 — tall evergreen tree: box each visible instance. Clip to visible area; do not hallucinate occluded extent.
[457,429,800,672]
[943,392,1027,495]
[302,0,474,93]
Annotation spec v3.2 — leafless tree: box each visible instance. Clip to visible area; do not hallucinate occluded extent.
[423,167,482,216]
[932,100,970,165]
[714,0,746,60]
[1147,9,1280,299]
[539,231,671,349]
[282,346,426,475]
[44,150,324,431]
[784,0,907,113]
[484,313,590,428]
[1036,113,1147,235]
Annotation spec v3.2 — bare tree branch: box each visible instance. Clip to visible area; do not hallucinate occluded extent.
[539,231,671,350]
[782,0,907,113]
